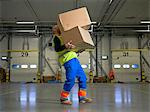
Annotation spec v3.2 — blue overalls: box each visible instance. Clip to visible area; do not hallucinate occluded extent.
[63,58,87,92]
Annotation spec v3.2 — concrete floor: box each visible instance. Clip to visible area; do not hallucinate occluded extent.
[0,83,150,112]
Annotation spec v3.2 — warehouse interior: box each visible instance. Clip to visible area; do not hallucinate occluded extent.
[0,0,150,112]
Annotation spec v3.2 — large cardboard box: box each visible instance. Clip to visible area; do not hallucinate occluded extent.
[61,26,95,49]
[57,7,91,32]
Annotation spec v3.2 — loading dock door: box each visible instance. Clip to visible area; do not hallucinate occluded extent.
[112,51,141,82]
[10,52,38,82]
[10,38,38,82]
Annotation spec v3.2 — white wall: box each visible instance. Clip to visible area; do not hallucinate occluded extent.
[111,36,138,49]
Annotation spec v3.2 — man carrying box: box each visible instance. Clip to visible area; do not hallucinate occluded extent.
[52,25,92,105]
[57,7,94,50]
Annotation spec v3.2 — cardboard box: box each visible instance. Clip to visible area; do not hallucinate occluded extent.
[57,7,91,32]
[61,26,95,49]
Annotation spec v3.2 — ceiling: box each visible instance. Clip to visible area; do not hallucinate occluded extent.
[0,0,149,33]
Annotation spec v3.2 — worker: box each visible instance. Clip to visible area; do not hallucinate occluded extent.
[52,25,92,105]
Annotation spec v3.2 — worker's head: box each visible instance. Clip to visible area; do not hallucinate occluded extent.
[52,25,61,35]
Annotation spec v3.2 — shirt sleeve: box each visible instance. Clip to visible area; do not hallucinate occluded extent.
[53,36,66,52]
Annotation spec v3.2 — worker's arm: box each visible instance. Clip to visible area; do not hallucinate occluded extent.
[53,36,76,52]
[53,36,66,52]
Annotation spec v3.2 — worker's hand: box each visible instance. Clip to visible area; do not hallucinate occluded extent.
[65,40,76,49]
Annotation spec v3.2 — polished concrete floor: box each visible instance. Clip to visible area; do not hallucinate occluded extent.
[0,83,150,112]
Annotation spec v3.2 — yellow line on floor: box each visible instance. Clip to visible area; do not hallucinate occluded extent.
[0,49,38,52]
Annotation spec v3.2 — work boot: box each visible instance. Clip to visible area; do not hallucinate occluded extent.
[60,91,72,105]
[78,89,92,104]
[79,97,92,103]
[60,98,72,105]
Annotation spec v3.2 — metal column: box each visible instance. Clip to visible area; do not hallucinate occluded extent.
[7,33,12,82]
[95,34,98,76]
[138,34,143,82]
[37,34,44,83]
[108,30,112,71]
[99,35,102,76]
[89,51,94,72]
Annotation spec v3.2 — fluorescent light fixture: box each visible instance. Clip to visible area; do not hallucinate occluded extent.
[30,64,37,69]
[21,65,28,69]
[135,25,150,32]
[81,64,88,69]
[16,21,35,24]
[123,64,130,69]
[12,64,20,69]
[109,0,113,4]
[1,56,7,60]
[12,30,36,33]
[101,56,108,60]
[140,21,150,24]
[135,30,150,33]
[114,64,121,69]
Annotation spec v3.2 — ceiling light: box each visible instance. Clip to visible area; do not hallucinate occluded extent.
[109,0,113,4]
[1,56,8,60]
[140,21,150,24]
[135,25,150,32]
[135,30,150,33]
[16,21,35,24]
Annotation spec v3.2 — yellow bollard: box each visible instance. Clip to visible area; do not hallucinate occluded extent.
[6,72,10,82]
[88,71,93,83]
[141,70,146,82]
[36,72,41,83]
